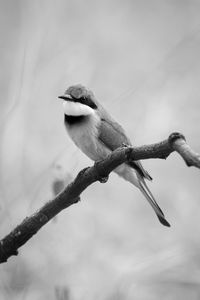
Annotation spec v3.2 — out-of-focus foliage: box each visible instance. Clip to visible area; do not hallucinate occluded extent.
[1,0,200,299]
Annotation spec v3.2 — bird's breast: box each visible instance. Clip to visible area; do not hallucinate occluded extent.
[65,113,109,161]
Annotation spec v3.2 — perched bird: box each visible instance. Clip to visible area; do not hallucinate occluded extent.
[58,85,170,227]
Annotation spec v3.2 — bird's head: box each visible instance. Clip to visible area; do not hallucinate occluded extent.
[59,85,98,117]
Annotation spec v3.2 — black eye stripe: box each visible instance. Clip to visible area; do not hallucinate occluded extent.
[81,97,97,109]
[70,96,97,109]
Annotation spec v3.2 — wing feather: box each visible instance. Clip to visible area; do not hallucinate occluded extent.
[97,110,152,180]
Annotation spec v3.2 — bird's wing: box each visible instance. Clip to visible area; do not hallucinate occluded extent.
[98,114,152,180]
[98,117,131,149]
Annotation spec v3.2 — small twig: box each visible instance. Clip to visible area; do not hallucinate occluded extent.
[0,132,199,263]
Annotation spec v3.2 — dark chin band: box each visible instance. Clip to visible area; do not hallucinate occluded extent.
[64,114,86,125]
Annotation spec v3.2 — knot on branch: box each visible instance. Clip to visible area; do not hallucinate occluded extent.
[168,132,186,147]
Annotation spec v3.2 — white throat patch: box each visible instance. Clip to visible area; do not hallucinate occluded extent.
[62,101,95,116]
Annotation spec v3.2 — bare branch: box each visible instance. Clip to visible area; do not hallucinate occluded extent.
[0,132,199,263]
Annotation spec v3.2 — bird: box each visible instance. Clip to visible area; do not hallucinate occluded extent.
[58,84,170,227]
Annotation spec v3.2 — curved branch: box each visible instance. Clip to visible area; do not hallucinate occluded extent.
[0,132,199,263]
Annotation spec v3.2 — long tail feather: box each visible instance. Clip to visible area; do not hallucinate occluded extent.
[138,178,170,227]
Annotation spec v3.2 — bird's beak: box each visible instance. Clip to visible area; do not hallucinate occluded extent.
[58,94,73,101]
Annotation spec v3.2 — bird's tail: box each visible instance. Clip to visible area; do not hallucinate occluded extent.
[138,177,170,227]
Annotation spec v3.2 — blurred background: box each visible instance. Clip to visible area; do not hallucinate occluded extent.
[1,0,200,299]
